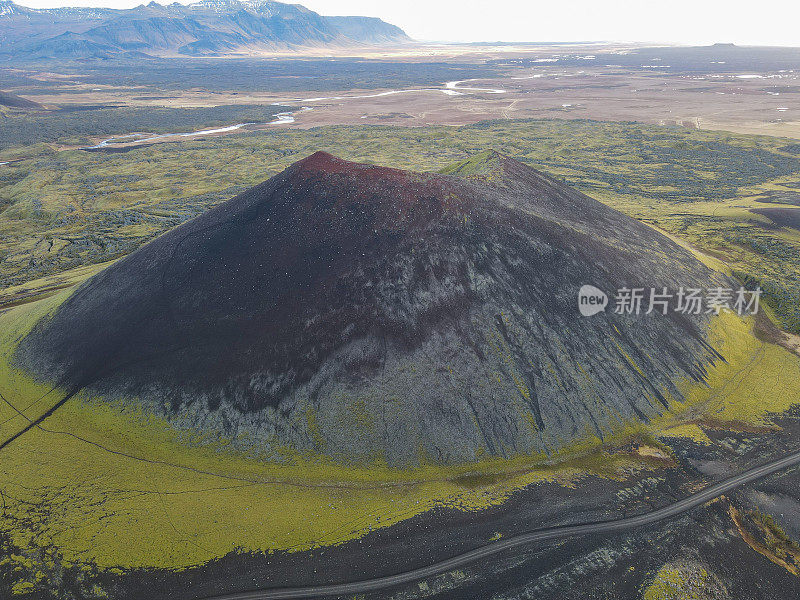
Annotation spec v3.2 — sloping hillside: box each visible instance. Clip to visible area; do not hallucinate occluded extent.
[17,151,728,465]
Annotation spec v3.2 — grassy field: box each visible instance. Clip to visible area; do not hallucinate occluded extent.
[2,119,799,331]
[0,287,666,584]
[613,185,800,333]
[2,117,800,595]
[0,59,502,94]
[0,104,294,150]
[1,272,800,592]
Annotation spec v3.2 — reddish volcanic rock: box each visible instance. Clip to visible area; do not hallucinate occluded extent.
[17,151,728,465]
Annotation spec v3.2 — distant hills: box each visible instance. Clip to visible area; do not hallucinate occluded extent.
[0,0,410,59]
[18,151,727,465]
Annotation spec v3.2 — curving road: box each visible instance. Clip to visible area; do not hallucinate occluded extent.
[203,447,800,600]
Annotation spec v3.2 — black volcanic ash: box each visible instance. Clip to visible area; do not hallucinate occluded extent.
[17,151,727,465]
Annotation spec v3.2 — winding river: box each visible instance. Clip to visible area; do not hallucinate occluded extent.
[87,122,257,150]
[83,106,322,150]
[76,78,508,151]
[291,79,507,103]
[445,79,507,94]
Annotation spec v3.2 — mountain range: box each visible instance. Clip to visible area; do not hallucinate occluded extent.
[0,0,410,59]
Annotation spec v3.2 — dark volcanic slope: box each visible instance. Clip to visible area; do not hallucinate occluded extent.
[0,90,41,109]
[18,151,726,465]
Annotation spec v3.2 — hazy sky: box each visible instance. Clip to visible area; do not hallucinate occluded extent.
[16,0,800,46]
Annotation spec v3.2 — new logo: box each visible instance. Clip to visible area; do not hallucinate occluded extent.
[578,285,608,317]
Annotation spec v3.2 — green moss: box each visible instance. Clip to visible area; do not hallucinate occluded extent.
[0,290,664,572]
[658,424,712,445]
[682,311,800,424]
[4,119,800,336]
[344,397,375,432]
[643,563,713,600]
[437,149,504,179]
[3,119,800,578]
[304,405,325,450]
